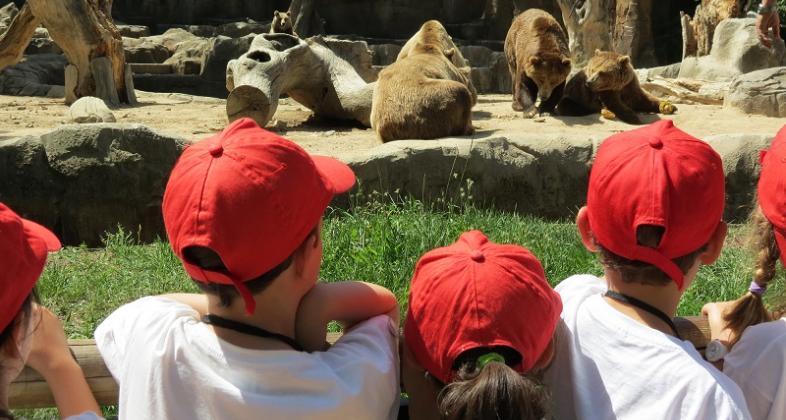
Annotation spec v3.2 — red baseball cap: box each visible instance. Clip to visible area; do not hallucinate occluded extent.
[163,118,355,314]
[586,120,725,290]
[404,230,562,383]
[0,202,61,333]
[758,124,786,268]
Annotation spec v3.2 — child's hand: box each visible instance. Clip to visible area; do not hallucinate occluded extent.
[701,301,737,345]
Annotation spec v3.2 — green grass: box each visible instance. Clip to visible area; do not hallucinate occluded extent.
[35,199,766,339]
[17,199,783,419]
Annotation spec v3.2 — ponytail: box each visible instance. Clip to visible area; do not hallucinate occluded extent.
[437,354,549,420]
[724,206,780,343]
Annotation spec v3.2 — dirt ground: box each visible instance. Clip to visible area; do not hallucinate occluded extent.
[1,91,784,158]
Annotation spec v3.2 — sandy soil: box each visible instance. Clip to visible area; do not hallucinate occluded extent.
[1,91,783,158]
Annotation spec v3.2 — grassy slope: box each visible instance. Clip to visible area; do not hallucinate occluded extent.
[37,201,759,340]
[18,200,776,418]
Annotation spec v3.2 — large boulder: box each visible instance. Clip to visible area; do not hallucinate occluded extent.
[0,124,187,246]
[705,133,773,221]
[724,67,786,117]
[123,38,171,63]
[0,54,66,97]
[679,18,786,81]
[200,34,255,83]
[344,134,597,217]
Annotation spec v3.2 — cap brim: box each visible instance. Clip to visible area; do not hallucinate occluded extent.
[22,219,61,252]
[775,229,786,271]
[312,155,356,194]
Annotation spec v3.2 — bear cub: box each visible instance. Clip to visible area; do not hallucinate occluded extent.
[557,50,676,125]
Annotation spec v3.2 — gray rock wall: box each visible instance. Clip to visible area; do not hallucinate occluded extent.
[0,124,772,245]
[0,124,186,246]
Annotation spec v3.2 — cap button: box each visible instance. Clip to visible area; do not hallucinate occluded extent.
[209,144,224,157]
[648,137,663,149]
[470,250,485,262]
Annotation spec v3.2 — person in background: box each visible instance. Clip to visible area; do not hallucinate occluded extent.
[0,202,102,420]
[703,124,786,420]
[402,230,562,420]
[756,0,781,48]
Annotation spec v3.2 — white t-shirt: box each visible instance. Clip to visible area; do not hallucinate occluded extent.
[544,275,751,420]
[95,296,399,420]
[724,318,786,420]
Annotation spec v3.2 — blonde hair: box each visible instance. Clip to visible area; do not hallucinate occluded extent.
[724,206,782,344]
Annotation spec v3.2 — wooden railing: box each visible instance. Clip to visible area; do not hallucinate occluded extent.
[10,318,710,409]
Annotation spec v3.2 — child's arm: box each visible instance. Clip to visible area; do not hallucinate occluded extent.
[25,306,102,419]
[295,281,399,352]
[158,293,209,316]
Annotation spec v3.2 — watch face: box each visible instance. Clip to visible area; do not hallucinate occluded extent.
[706,340,727,362]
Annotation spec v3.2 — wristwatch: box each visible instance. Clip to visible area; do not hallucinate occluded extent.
[758,2,777,14]
[706,339,729,362]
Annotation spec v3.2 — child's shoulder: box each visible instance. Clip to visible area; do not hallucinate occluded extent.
[555,274,606,302]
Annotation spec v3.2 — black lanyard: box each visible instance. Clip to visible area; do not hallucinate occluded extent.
[202,314,305,352]
[604,290,682,340]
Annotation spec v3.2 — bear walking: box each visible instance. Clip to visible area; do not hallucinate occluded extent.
[504,9,571,117]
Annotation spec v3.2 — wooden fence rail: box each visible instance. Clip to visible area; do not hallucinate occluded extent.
[10,318,710,409]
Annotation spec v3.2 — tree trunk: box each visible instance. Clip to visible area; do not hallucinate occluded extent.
[0,4,40,70]
[0,0,134,105]
[557,0,659,68]
[288,0,324,38]
[613,0,657,67]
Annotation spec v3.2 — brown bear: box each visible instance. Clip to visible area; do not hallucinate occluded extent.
[557,50,676,125]
[504,9,571,117]
[270,10,296,36]
[371,20,476,142]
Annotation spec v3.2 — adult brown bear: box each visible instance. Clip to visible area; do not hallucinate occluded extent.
[557,50,676,125]
[504,9,572,117]
[370,21,476,142]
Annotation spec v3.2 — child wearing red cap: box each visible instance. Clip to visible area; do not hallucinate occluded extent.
[0,202,102,420]
[94,118,400,419]
[702,124,786,420]
[402,230,562,420]
[543,120,751,419]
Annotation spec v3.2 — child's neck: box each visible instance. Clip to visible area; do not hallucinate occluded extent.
[207,285,302,351]
[603,271,682,337]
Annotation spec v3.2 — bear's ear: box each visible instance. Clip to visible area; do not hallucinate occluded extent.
[618,55,631,65]
[286,11,291,16]
[274,10,280,14]
[594,49,602,55]
[562,57,572,66]
[529,56,541,65]
[444,48,455,59]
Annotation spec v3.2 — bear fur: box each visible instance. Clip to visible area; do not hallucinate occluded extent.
[371,20,476,142]
[504,9,571,116]
[270,10,296,36]
[557,50,676,125]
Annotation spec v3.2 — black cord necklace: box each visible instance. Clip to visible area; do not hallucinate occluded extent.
[202,314,305,352]
[604,290,682,340]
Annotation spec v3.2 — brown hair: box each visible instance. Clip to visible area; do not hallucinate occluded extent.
[182,225,319,307]
[0,290,39,420]
[437,350,549,420]
[598,225,708,286]
[723,206,781,344]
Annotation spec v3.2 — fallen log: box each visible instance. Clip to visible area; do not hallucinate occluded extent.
[10,319,710,409]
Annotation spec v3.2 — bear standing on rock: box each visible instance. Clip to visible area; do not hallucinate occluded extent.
[504,9,571,117]
[371,20,476,142]
[557,50,677,125]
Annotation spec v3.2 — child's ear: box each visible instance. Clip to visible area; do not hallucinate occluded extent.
[576,207,599,252]
[700,221,727,265]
